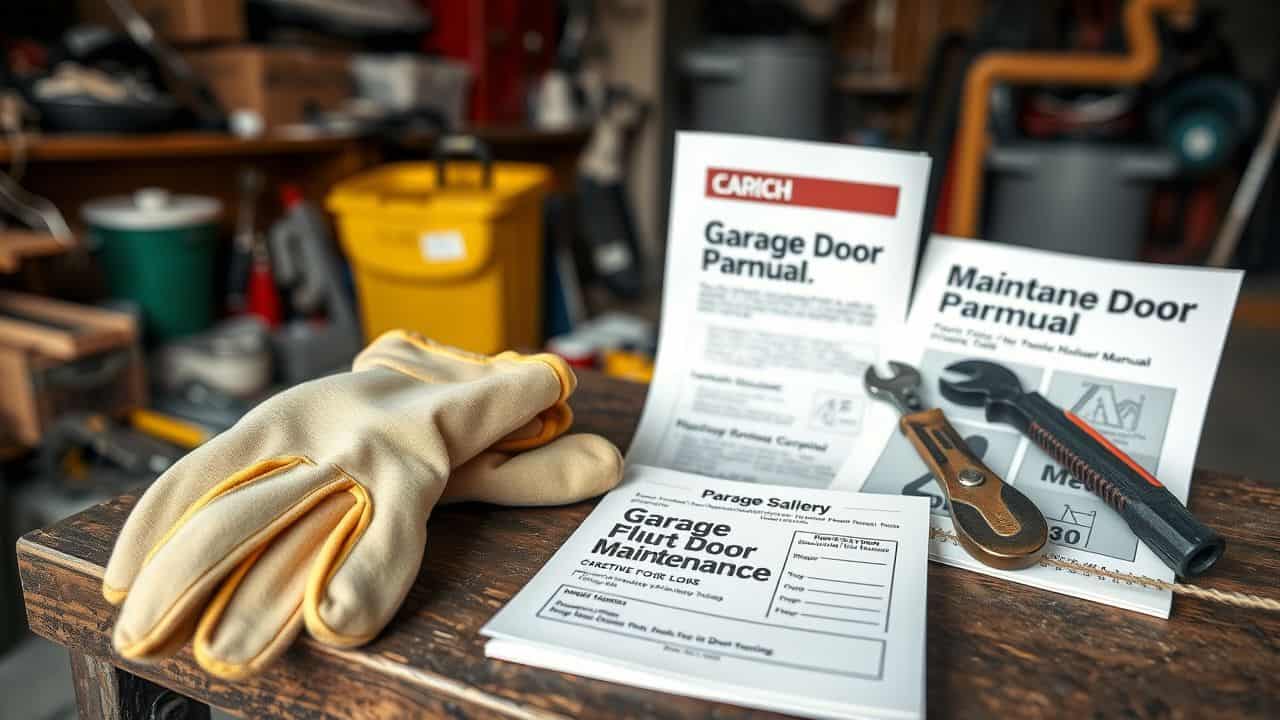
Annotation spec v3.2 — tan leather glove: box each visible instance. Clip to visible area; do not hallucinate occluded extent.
[103,331,622,679]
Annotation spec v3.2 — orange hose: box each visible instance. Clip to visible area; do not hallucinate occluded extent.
[949,0,1195,239]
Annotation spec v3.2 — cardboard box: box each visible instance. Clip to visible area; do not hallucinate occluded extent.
[184,46,353,129]
[79,0,245,44]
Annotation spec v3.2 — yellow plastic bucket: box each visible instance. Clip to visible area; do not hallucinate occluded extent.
[327,157,549,354]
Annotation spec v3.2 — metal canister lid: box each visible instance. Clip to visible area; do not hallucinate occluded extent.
[83,188,222,230]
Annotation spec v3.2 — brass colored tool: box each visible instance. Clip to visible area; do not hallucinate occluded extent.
[865,361,1048,569]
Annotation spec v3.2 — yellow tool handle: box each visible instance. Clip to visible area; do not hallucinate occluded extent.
[130,409,208,450]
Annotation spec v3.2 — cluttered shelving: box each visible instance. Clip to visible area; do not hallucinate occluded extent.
[0,126,591,282]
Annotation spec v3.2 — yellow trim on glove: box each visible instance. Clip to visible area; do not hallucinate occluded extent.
[191,544,275,679]
[114,472,353,661]
[303,477,375,648]
[104,457,315,605]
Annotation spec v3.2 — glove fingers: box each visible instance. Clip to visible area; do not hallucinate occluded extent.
[193,491,356,680]
[113,460,350,662]
[490,402,575,453]
[441,433,623,506]
[353,331,577,459]
[304,487,427,649]
[104,412,283,603]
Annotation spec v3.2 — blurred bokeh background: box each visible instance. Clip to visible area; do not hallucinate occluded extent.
[1,1,1277,716]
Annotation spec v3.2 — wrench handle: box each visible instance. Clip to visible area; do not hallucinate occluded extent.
[900,408,1047,570]
[1009,392,1224,577]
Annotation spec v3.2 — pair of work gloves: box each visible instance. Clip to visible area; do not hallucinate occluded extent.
[103,330,622,679]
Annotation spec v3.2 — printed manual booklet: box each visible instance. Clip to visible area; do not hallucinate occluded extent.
[482,465,931,720]
[628,132,930,488]
[837,237,1243,617]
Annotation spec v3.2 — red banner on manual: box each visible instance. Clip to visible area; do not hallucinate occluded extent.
[705,167,900,217]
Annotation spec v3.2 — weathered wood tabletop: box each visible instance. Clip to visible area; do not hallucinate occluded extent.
[17,372,1280,719]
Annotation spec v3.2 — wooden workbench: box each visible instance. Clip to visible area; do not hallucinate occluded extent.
[16,372,1280,719]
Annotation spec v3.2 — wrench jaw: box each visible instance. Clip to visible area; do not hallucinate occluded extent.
[939,360,1028,427]
[863,361,925,416]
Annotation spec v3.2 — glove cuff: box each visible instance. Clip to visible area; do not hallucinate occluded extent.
[353,330,576,448]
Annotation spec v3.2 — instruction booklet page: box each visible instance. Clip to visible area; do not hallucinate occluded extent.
[482,465,930,720]
[838,237,1242,617]
[628,132,930,488]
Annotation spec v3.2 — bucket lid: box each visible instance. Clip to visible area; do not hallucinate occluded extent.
[83,188,222,230]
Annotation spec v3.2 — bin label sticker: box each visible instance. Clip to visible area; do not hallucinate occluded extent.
[420,231,465,262]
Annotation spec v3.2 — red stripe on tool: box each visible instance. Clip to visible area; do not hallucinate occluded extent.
[1065,410,1163,488]
[705,167,900,217]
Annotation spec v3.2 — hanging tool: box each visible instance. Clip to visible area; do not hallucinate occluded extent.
[577,88,647,299]
[267,184,362,383]
[0,150,74,244]
[227,168,264,314]
[865,361,1048,570]
[1207,88,1280,267]
[939,359,1224,577]
[104,0,227,129]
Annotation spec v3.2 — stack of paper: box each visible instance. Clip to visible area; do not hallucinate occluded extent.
[483,465,932,720]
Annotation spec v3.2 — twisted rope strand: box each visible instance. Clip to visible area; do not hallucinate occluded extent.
[928,528,1280,612]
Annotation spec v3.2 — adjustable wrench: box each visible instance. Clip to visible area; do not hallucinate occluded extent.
[865,362,1048,570]
[940,359,1224,577]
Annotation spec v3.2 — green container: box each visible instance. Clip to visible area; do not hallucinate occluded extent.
[84,189,222,341]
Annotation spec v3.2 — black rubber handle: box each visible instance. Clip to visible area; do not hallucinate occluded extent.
[1000,392,1224,577]
[433,134,493,188]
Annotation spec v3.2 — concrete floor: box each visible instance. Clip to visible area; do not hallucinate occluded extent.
[0,635,237,720]
[0,635,75,720]
[1,321,1276,719]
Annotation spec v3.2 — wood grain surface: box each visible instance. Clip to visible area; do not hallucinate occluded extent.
[17,372,1280,719]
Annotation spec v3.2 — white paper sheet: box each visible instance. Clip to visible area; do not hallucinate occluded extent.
[627,132,930,488]
[482,465,931,720]
[836,236,1243,617]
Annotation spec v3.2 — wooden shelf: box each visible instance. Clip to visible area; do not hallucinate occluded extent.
[0,231,71,274]
[0,127,591,231]
[0,127,591,164]
[0,132,363,163]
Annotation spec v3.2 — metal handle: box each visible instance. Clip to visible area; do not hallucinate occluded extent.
[433,134,493,189]
[1012,392,1224,577]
